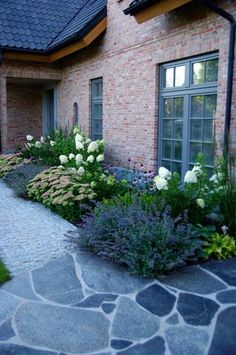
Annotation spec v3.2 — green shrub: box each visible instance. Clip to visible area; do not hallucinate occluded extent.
[0,259,10,284]
[27,166,97,221]
[76,198,203,276]
[203,233,236,260]
[0,154,25,177]
[3,163,48,198]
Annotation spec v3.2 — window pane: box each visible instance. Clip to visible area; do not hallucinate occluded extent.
[192,95,204,117]
[193,62,204,84]
[93,103,103,119]
[163,120,172,138]
[191,119,202,141]
[204,95,217,117]
[203,143,214,165]
[165,68,174,87]
[206,59,218,82]
[175,66,185,87]
[203,120,213,141]
[163,98,173,118]
[162,140,171,159]
[173,120,183,139]
[91,78,103,139]
[93,119,102,134]
[174,97,184,118]
[172,162,182,175]
[173,141,182,160]
[162,160,171,170]
[190,142,202,162]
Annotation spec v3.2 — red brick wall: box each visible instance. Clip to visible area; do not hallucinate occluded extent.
[57,0,236,170]
[6,83,43,150]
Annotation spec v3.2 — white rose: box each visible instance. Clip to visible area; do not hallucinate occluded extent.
[50,140,55,147]
[87,141,98,153]
[76,141,84,150]
[76,154,83,165]
[153,176,168,190]
[69,153,75,160]
[77,166,85,176]
[196,198,205,208]
[184,170,197,183]
[96,154,104,163]
[26,135,33,141]
[59,155,68,164]
[40,136,45,143]
[158,167,172,179]
[87,155,94,163]
[35,141,41,148]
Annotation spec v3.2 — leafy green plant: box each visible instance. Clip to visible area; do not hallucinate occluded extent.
[203,233,236,260]
[76,198,203,276]
[0,259,11,284]
[27,166,96,221]
[0,154,25,177]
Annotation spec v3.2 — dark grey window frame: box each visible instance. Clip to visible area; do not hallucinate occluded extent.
[158,53,218,177]
[91,77,103,140]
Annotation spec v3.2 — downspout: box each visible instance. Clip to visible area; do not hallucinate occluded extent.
[196,0,236,158]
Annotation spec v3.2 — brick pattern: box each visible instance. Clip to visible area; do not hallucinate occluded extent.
[0,0,236,169]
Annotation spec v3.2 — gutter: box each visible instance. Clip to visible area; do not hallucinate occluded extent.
[196,0,236,158]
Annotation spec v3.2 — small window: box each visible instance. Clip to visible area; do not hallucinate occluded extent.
[192,58,218,85]
[91,78,103,140]
[73,103,79,126]
[164,65,185,88]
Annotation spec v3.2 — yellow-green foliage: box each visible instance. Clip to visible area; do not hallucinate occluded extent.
[0,154,24,178]
[204,233,236,260]
[27,166,96,220]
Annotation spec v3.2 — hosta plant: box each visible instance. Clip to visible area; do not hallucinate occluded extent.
[0,154,25,178]
[203,233,236,260]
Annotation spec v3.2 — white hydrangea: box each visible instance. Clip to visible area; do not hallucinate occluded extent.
[209,173,223,183]
[76,154,83,165]
[196,198,205,208]
[69,153,75,160]
[73,127,80,134]
[75,133,83,142]
[184,170,197,183]
[153,176,168,190]
[158,167,172,179]
[192,164,202,175]
[85,138,91,144]
[87,141,98,153]
[77,166,85,176]
[69,167,77,173]
[76,141,84,150]
[35,141,42,148]
[50,140,55,147]
[40,136,45,144]
[96,154,104,162]
[26,135,33,141]
[59,155,68,164]
[87,155,94,163]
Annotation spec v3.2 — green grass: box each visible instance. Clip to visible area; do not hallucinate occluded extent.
[0,259,11,284]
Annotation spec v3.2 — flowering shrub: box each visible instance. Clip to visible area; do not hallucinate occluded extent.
[76,198,203,276]
[0,154,25,177]
[27,167,96,221]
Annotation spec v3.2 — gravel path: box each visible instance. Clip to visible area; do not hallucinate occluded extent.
[0,181,77,274]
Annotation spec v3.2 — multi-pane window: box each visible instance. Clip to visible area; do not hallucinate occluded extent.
[159,54,218,177]
[91,78,103,140]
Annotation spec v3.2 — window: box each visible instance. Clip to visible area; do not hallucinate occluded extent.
[73,102,79,126]
[159,54,218,177]
[91,78,103,140]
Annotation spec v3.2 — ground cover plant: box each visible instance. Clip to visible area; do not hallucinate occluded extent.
[0,154,25,177]
[0,259,10,284]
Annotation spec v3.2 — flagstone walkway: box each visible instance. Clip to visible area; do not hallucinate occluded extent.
[0,181,236,354]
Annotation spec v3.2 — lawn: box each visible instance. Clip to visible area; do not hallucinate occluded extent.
[0,258,10,284]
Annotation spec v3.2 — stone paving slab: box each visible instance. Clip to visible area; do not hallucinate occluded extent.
[0,181,77,274]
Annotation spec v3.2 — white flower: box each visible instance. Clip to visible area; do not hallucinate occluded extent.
[209,173,223,183]
[153,176,168,190]
[40,136,45,143]
[196,198,205,208]
[192,164,202,175]
[69,167,77,173]
[77,166,85,176]
[87,155,94,163]
[50,140,55,147]
[221,225,229,235]
[76,141,84,150]
[87,141,98,153]
[26,143,33,148]
[26,135,33,141]
[75,133,83,142]
[85,138,91,144]
[69,153,75,160]
[158,167,172,179]
[73,127,80,134]
[96,154,104,163]
[58,165,64,169]
[184,170,197,183]
[75,154,83,165]
[59,155,68,164]
[35,141,42,148]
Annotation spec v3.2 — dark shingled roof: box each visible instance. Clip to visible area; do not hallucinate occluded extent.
[0,0,107,53]
[124,0,157,16]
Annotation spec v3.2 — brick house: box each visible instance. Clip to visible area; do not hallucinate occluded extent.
[0,0,235,176]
